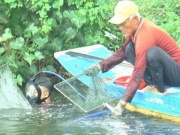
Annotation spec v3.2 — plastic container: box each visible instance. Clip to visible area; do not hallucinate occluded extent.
[115,76,146,90]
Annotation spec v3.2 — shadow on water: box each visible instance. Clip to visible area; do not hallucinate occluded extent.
[0,91,180,135]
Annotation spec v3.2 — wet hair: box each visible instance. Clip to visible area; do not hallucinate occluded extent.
[34,77,53,92]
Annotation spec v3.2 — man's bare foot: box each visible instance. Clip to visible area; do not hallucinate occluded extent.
[141,85,155,91]
[151,87,167,95]
[142,85,167,95]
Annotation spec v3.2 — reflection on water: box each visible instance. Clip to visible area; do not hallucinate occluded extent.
[0,91,180,135]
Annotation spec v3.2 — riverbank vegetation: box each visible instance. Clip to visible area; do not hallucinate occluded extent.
[0,0,179,85]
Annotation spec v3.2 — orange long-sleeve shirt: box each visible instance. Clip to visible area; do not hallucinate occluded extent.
[99,18,180,102]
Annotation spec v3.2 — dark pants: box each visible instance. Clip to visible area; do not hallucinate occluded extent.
[125,41,180,92]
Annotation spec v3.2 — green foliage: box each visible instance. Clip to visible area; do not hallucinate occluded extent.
[0,0,113,85]
[0,0,179,86]
[134,0,180,44]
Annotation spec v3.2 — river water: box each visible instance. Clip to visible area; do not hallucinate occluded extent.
[0,63,180,134]
[0,91,180,135]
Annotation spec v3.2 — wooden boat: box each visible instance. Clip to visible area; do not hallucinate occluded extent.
[54,44,180,123]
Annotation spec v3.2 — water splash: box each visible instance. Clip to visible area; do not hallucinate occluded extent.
[0,64,31,110]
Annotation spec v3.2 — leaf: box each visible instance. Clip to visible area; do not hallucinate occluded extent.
[45,37,62,53]
[24,53,35,65]
[47,18,57,27]
[54,11,63,23]
[38,8,47,18]
[42,0,49,2]
[34,36,48,49]
[41,65,56,72]
[65,27,77,42]
[2,28,14,40]
[63,11,70,18]
[41,24,52,33]
[34,51,44,60]
[10,37,25,50]
[30,1,44,10]
[10,2,17,8]
[41,18,57,32]
[44,3,51,11]
[52,0,64,9]
[0,37,3,42]
[27,23,39,35]
[0,47,4,54]
[16,74,23,86]
[28,64,37,75]
[69,11,86,28]
[21,64,37,79]
[0,13,8,24]
[4,0,15,3]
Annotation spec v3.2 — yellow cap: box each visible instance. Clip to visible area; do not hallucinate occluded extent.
[108,1,138,25]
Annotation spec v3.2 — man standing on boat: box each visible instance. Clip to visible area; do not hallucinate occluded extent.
[85,1,180,115]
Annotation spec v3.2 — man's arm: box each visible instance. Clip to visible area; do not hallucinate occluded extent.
[99,37,131,72]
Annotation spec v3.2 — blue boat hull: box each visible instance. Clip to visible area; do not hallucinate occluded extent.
[108,82,180,117]
[54,44,180,122]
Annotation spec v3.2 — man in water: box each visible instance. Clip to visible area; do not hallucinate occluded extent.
[85,1,180,115]
[25,77,53,104]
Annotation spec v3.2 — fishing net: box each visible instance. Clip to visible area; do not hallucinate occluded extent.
[0,64,31,109]
[54,72,121,112]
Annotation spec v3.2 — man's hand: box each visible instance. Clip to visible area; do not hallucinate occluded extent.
[84,64,101,76]
[104,100,126,116]
[112,101,126,116]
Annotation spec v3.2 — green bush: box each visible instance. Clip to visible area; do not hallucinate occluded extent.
[134,0,180,44]
[0,0,114,85]
[0,0,179,85]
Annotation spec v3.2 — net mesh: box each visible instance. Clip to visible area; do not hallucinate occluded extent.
[0,64,31,109]
[54,73,121,112]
